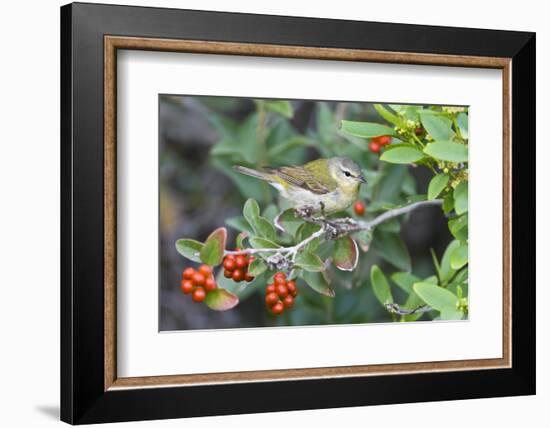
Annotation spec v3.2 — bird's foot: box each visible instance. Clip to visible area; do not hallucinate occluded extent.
[295,205,315,219]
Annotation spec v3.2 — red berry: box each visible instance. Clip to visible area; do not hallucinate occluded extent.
[199,264,212,276]
[244,273,254,282]
[274,272,286,281]
[354,201,365,216]
[232,269,244,282]
[275,284,288,298]
[377,135,392,146]
[223,258,236,271]
[415,127,424,136]
[286,280,297,297]
[180,280,193,294]
[192,272,206,286]
[266,284,276,294]
[271,302,284,315]
[223,269,233,278]
[369,141,381,153]
[204,277,217,292]
[283,295,294,308]
[182,267,195,280]
[192,287,206,302]
[274,275,287,286]
[265,292,279,306]
[235,255,248,269]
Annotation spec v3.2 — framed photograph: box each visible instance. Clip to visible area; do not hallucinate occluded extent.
[61,2,535,424]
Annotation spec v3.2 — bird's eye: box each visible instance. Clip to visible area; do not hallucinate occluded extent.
[343,170,351,177]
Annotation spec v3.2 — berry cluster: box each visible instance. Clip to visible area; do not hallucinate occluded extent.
[180,264,217,302]
[369,135,391,153]
[223,253,255,283]
[353,200,366,216]
[265,272,298,315]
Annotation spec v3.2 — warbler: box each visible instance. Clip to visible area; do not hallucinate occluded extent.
[234,157,366,215]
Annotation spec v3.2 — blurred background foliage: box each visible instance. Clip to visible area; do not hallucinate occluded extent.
[159,95,462,331]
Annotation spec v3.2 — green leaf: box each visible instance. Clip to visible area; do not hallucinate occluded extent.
[453,267,469,285]
[268,136,313,159]
[402,172,417,196]
[295,223,322,252]
[254,217,277,241]
[428,174,450,200]
[413,282,458,312]
[175,239,203,263]
[448,214,468,241]
[276,208,303,236]
[424,275,439,284]
[371,230,411,272]
[391,272,420,294]
[424,141,468,163]
[457,112,468,138]
[235,232,248,249]
[215,270,260,300]
[243,198,260,226]
[333,236,359,271]
[204,287,239,311]
[373,164,408,204]
[374,104,405,128]
[378,218,400,233]
[225,216,254,234]
[262,204,279,222]
[453,181,468,215]
[440,240,461,282]
[249,237,280,249]
[263,100,294,118]
[419,112,455,141]
[401,291,426,322]
[210,136,241,157]
[380,146,425,164]
[440,308,464,320]
[295,251,325,272]
[200,227,227,266]
[370,265,394,306]
[430,248,442,281]
[317,102,336,146]
[450,243,468,270]
[353,230,372,252]
[243,198,276,240]
[442,192,454,214]
[340,120,396,138]
[248,258,268,276]
[302,271,335,297]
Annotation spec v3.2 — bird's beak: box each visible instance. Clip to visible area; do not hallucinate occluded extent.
[357,174,367,184]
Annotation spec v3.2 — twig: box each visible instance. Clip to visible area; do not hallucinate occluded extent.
[224,199,442,270]
[385,302,433,316]
[353,200,443,232]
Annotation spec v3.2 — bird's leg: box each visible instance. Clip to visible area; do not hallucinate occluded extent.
[319,201,326,218]
[295,205,315,220]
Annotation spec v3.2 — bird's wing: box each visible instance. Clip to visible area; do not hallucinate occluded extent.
[273,166,336,195]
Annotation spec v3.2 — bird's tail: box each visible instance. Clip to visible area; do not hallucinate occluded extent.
[233,165,274,182]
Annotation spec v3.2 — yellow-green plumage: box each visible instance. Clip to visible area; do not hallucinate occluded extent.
[234,157,366,214]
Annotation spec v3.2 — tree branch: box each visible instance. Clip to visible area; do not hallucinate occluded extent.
[385,302,433,316]
[224,199,443,270]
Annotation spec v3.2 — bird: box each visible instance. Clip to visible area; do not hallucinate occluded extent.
[233,157,366,215]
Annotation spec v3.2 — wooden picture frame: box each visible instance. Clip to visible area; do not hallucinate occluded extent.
[61,2,535,424]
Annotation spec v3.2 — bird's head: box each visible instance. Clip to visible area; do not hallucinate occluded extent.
[328,157,366,190]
